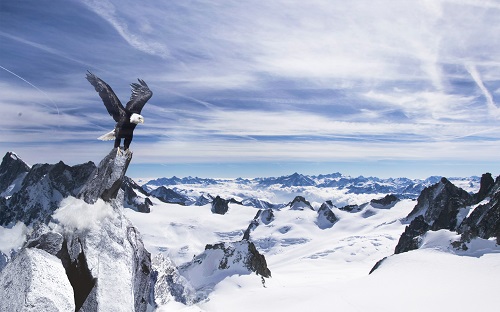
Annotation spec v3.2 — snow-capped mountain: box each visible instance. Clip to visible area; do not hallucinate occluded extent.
[1,151,500,311]
[139,171,480,210]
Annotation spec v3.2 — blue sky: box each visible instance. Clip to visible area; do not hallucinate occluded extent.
[2,0,500,179]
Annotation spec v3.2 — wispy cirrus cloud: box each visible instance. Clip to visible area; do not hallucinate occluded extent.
[2,0,500,177]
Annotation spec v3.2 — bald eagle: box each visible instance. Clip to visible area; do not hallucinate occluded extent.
[86,71,152,154]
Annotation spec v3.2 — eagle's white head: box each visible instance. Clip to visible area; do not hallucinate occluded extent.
[130,113,144,124]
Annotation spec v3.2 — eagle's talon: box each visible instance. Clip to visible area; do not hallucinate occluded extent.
[116,147,123,156]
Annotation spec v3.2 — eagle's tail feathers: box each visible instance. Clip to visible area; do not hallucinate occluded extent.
[98,130,115,141]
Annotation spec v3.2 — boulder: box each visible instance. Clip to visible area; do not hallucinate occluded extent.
[211,195,229,215]
[0,248,75,312]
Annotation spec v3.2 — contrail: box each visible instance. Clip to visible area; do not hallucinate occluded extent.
[465,63,499,118]
[0,64,60,116]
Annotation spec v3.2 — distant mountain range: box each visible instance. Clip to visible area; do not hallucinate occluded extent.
[141,172,480,207]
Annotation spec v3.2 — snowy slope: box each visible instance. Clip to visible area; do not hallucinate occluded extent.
[124,191,500,312]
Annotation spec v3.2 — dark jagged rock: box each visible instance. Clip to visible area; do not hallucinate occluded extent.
[338,203,366,213]
[369,256,387,274]
[472,173,495,204]
[1,159,95,226]
[458,185,500,244]
[371,194,400,209]
[122,176,153,212]
[288,196,314,211]
[150,186,190,206]
[211,195,229,214]
[394,216,430,254]
[24,223,63,256]
[316,202,339,229]
[58,237,96,311]
[405,177,472,231]
[0,152,30,196]
[78,148,132,204]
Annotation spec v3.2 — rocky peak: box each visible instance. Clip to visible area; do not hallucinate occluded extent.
[370,194,399,209]
[472,172,495,204]
[316,201,339,229]
[149,186,189,205]
[288,196,314,211]
[1,158,95,226]
[177,240,271,301]
[405,177,472,231]
[0,152,30,196]
[122,176,153,212]
[78,148,132,204]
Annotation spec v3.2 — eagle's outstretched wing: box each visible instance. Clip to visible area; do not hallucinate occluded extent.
[86,71,126,123]
[125,79,153,114]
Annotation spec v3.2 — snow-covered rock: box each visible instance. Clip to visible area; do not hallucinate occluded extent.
[150,253,198,306]
[0,151,30,197]
[0,149,152,311]
[122,176,153,212]
[0,248,75,312]
[288,196,314,211]
[150,186,190,205]
[1,159,95,226]
[177,240,271,300]
[316,201,339,229]
[52,197,151,312]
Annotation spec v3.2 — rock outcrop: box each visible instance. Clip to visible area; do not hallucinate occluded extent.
[0,152,30,197]
[0,248,75,312]
[243,208,275,240]
[177,240,271,301]
[150,186,190,206]
[405,177,472,231]
[150,253,198,307]
[0,149,152,311]
[78,148,132,204]
[394,216,430,254]
[211,195,229,214]
[370,194,399,209]
[288,196,314,211]
[122,176,153,213]
[316,201,339,229]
